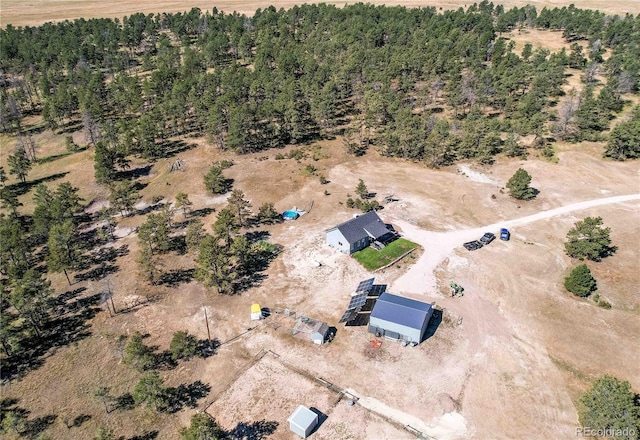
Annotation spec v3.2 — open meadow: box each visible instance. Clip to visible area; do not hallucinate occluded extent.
[1,0,639,27]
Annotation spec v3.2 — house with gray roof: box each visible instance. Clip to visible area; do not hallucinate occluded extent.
[325,211,394,254]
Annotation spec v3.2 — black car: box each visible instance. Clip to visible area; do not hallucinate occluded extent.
[463,240,483,251]
[479,232,496,245]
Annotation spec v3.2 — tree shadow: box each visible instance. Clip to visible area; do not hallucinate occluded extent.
[234,241,281,292]
[590,245,617,262]
[56,120,83,134]
[154,350,178,371]
[190,207,216,218]
[36,147,87,165]
[126,431,159,440]
[71,414,91,427]
[0,292,101,381]
[168,235,187,254]
[116,165,153,180]
[227,420,279,440]
[74,262,119,282]
[164,381,211,413]
[5,172,69,197]
[157,139,196,158]
[79,245,129,270]
[135,201,166,216]
[25,414,58,438]
[235,273,268,292]
[245,230,271,243]
[156,268,195,287]
[117,294,160,315]
[197,338,221,358]
[113,393,136,411]
[51,286,88,315]
[217,178,234,194]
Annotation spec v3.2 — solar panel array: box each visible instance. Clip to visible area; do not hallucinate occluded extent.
[338,278,380,325]
[368,284,387,297]
[338,309,359,323]
[347,292,368,310]
[356,277,375,294]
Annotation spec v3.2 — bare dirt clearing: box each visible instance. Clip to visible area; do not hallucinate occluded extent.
[2,0,638,27]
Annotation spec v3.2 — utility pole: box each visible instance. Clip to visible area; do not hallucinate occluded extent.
[203,305,212,351]
[106,277,117,315]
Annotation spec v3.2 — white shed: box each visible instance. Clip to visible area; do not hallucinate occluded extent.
[288,405,318,438]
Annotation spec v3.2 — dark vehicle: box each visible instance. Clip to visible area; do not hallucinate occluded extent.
[500,228,510,241]
[463,240,483,251]
[479,232,495,245]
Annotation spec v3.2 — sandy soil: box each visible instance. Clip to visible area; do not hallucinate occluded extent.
[1,0,638,27]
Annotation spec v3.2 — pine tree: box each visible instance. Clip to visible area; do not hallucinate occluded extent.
[564,264,597,297]
[579,376,640,438]
[169,331,199,361]
[195,235,235,294]
[227,189,252,226]
[180,414,226,440]
[7,149,31,183]
[506,168,536,200]
[133,371,167,411]
[355,179,369,199]
[123,332,155,371]
[204,166,229,194]
[175,192,192,217]
[47,219,81,285]
[565,217,614,261]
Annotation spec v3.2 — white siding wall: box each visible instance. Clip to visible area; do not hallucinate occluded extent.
[326,229,350,254]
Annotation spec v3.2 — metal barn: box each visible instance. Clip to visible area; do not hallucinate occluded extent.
[368,293,433,344]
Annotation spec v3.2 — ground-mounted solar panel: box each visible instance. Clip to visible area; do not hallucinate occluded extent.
[338,309,358,323]
[368,284,387,297]
[355,278,375,294]
[347,292,368,310]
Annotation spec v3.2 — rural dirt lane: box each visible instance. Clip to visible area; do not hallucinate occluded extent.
[389,193,640,295]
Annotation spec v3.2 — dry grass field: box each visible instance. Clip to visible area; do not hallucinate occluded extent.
[1,0,639,27]
[1,2,639,440]
[2,114,639,439]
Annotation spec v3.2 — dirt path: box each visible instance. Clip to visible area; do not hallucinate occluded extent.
[345,388,468,440]
[389,193,640,295]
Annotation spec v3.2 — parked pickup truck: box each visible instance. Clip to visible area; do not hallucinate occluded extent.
[500,228,510,241]
[463,240,483,251]
[479,232,495,245]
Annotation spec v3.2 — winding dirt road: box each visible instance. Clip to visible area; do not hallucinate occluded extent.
[390,193,640,295]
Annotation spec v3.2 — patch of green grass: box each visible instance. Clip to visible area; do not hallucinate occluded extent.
[352,238,419,271]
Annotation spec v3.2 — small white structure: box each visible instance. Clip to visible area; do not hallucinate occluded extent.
[292,317,329,345]
[288,405,318,438]
[251,304,262,320]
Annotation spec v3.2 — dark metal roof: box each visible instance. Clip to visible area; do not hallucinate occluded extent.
[330,211,387,244]
[370,293,432,330]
